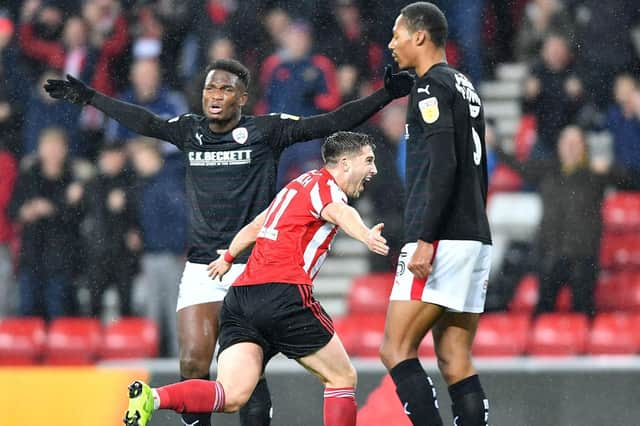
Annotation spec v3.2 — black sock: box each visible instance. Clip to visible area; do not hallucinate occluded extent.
[389,358,443,426]
[448,375,489,426]
[180,374,212,426]
[239,376,272,426]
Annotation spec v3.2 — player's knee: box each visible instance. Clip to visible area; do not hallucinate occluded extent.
[379,340,414,370]
[221,389,252,413]
[436,353,474,384]
[179,353,211,378]
[324,363,357,389]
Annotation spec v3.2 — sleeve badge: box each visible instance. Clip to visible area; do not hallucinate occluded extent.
[418,97,439,124]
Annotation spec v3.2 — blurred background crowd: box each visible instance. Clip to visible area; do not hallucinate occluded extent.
[0,0,639,357]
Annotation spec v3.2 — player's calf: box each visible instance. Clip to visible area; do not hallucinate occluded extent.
[238,377,273,426]
[389,358,443,426]
[448,375,489,426]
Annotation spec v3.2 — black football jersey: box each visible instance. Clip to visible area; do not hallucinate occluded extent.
[404,63,492,244]
[159,113,328,263]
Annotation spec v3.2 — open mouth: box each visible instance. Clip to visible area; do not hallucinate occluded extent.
[209,105,223,115]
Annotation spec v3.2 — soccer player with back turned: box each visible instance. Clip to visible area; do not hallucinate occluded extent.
[380,3,492,426]
[44,59,413,426]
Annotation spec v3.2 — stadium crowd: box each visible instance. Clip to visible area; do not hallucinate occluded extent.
[0,0,639,357]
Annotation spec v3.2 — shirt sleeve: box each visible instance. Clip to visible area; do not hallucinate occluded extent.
[416,78,457,243]
[90,92,192,150]
[261,88,394,155]
[310,176,348,219]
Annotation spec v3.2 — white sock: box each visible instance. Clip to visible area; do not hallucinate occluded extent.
[151,388,160,410]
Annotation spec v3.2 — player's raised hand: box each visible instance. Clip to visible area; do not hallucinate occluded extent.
[408,239,434,279]
[207,250,232,280]
[383,65,415,99]
[43,74,95,105]
[366,223,389,256]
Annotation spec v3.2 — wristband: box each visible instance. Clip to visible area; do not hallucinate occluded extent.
[223,251,235,263]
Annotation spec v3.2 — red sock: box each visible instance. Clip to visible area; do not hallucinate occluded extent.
[156,379,225,413]
[323,387,357,426]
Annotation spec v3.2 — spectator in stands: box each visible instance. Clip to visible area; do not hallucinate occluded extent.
[129,137,186,357]
[0,138,17,318]
[570,0,640,107]
[259,20,341,186]
[0,14,28,156]
[514,0,574,64]
[105,57,187,176]
[81,141,140,319]
[359,102,406,272]
[320,0,384,87]
[18,0,65,79]
[23,70,81,157]
[485,119,499,181]
[522,33,586,159]
[496,125,632,316]
[606,74,640,186]
[439,0,486,83]
[7,127,85,320]
[106,57,188,144]
[19,1,128,97]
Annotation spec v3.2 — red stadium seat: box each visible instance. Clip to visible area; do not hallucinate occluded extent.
[595,272,624,312]
[600,233,640,269]
[100,317,159,360]
[631,313,640,349]
[509,274,573,312]
[334,313,385,357]
[508,274,538,313]
[602,192,640,232]
[555,286,572,312]
[44,317,102,365]
[0,317,46,365]
[587,313,638,355]
[347,273,395,314]
[489,164,523,193]
[617,273,640,311]
[527,313,589,356]
[473,313,530,357]
[514,114,537,161]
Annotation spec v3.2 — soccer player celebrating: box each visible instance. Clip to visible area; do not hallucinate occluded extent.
[122,131,388,426]
[44,60,413,426]
[380,3,492,426]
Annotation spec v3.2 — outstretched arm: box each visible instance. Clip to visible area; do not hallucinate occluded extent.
[207,209,268,279]
[321,202,389,256]
[44,75,173,141]
[280,66,414,143]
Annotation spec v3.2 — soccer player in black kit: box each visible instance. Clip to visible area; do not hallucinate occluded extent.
[379,3,492,426]
[44,59,413,426]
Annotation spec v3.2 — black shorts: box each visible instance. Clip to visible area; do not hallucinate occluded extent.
[217,283,335,362]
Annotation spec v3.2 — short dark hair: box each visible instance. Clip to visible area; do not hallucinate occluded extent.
[322,131,375,166]
[205,59,250,88]
[401,2,448,48]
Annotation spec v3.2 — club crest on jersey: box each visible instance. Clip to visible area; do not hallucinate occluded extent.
[232,127,248,144]
[419,97,439,124]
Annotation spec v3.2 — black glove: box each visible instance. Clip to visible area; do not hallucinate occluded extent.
[383,65,414,99]
[43,74,95,105]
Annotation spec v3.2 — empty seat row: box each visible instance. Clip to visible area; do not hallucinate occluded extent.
[0,317,158,365]
[335,312,640,358]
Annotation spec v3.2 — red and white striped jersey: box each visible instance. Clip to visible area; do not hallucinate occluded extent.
[234,168,347,286]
